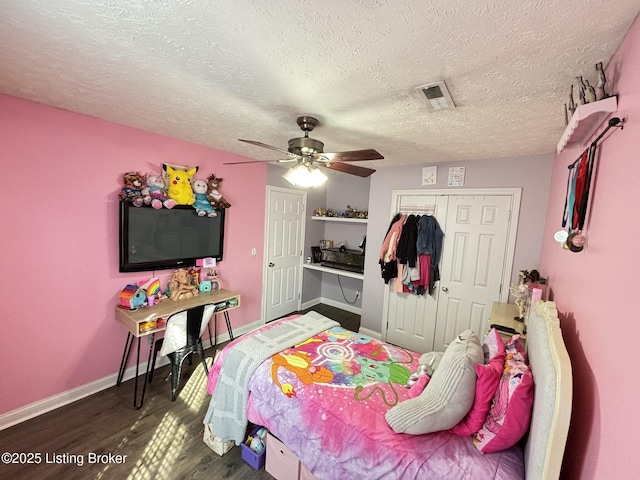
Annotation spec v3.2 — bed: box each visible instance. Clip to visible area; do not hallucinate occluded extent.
[203,301,572,480]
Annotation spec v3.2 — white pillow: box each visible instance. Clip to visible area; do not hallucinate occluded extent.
[386,330,484,434]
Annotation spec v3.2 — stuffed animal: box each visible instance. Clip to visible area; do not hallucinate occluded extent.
[207,174,231,209]
[118,172,150,207]
[143,174,176,209]
[163,164,198,205]
[192,179,217,217]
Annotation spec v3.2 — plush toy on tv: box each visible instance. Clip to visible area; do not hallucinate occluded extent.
[163,164,198,205]
[192,179,217,217]
[207,174,231,209]
[143,174,176,209]
[118,172,151,207]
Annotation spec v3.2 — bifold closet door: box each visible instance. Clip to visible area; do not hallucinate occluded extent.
[384,194,448,353]
[432,195,512,351]
[384,191,515,353]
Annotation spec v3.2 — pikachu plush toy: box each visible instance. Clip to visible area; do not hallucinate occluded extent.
[162,164,198,205]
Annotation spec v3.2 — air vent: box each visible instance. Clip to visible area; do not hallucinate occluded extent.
[415,80,456,110]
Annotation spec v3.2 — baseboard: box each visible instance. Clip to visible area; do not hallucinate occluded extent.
[0,319,264,432]
[358,326,383,341]
[300,297,322,311]
[301,297,361,316]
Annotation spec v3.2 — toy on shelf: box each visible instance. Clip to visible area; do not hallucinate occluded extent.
[312,205,368,219]
[143,174,176,209]
[138,277,162,306]
[118,172,151,207]
[207,174,231,209]
[119,284,147,309]
[192,179,218,217]
[163,164,198,205]
[167,268,199,301]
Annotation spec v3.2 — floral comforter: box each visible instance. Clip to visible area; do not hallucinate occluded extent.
[207,319,524,480]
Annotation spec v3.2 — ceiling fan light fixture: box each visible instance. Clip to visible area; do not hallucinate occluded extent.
[282,163,327,188]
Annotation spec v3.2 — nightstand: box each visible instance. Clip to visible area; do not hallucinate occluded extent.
[488,301,527,346]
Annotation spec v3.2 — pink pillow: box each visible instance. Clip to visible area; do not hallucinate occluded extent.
[473,352,534,453]
[449,352,504,436]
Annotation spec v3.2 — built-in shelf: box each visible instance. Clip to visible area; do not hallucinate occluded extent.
[302,263,364,280]
[557,96,618,153]
[311,216,368,224]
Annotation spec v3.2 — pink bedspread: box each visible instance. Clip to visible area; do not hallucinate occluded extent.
[207,320,524,480]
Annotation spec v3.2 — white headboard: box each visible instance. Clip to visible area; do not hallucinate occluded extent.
[523,301,573,480]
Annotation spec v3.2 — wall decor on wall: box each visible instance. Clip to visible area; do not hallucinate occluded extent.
[421,166,437,186]
[447,167,465,186]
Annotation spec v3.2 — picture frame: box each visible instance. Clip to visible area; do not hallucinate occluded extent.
[311,246,322,263]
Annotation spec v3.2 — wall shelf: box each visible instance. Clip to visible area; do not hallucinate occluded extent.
[311,216,368,224]
[303,263,364,280]
[557,96,618,153]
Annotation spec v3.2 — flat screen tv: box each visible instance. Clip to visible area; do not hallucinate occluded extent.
[119,202,225,272]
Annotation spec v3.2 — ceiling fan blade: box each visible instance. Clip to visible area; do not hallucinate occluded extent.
[223,159,273,165]
[317,149,384,162]
[223,158,295,165]
[323,161,376,177]
[238,139,299,159]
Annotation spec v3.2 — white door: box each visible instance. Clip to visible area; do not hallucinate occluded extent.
[264,187,306,322]
[385,194,448,352]
[433,194,513,351]
[383,189,519,353]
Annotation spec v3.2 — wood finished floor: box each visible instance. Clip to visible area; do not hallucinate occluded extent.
[0,304,359,480]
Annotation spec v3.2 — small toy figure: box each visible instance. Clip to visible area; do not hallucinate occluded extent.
[595,61,607,100]
[167,268,199,301]
[584,79,597,103]
[576,76,586,105]
[192,179,217,217]
[207,174,231,209]
[143,174,176,209]
[163,164,198,205]
[118,172,151,207]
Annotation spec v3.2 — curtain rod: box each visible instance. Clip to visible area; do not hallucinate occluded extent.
[568,117,624,169]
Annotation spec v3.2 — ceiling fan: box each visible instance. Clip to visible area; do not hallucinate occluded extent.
[225,116,384,180]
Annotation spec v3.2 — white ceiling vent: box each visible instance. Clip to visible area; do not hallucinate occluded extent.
[415,81,456,110]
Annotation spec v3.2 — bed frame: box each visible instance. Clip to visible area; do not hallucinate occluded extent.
[523,300,573,480]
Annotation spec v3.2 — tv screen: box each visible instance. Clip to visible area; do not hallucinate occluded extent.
[119,202,225,272]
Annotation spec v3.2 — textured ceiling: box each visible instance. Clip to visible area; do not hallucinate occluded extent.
[1,1,638,168]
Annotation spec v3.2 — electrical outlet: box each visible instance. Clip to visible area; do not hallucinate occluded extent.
[251,247,257,256]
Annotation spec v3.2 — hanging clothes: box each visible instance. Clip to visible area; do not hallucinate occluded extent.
[416,215,444,295]
[379,214,406,284]
[397,214,419,267]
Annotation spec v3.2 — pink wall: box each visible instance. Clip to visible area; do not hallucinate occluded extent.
[0,95,266,415]
[539,15,640,480]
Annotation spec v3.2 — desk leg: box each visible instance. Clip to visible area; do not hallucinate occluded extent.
[224,311,234,341]
[132,333,155,410]
[117,333,134,386]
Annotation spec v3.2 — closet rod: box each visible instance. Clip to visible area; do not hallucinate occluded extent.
[397,206,436,214]
[568,117,624,169]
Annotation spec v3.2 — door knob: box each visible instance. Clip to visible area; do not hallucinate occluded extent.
[442,286,449,292]
[268,262,275,267]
